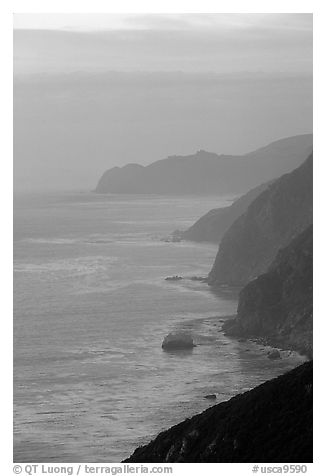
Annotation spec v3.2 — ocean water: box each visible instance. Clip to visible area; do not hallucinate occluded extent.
[13,192,307,462]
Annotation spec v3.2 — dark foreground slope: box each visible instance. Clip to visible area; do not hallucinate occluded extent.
[124,362,312,463]
[182,181,270,242]
[208,154,312,286]
[95,135,312,195]
[225,225,313,356]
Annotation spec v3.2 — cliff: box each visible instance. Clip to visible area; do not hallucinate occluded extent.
[95,134,312,195]
[124,361,312,463]
[225,225,313,356]
[182,181,270,242]
[208,153,312,286]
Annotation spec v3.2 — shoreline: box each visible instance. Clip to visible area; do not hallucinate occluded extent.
[123,361,313,462]
[206,279,312,359]
[221,315,313,360]
[121,304,308,461]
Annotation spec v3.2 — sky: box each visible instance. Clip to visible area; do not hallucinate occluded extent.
[13,13,313,191]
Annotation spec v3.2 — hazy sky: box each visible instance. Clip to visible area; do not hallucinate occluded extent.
[13,14,313,191]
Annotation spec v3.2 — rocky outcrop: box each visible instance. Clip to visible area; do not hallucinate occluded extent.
[208,153,312,286]
[182,181,270,243]
[162,332,195,350]
[124,361,312,463]
[225,225,313,356]
[95,135,312,195]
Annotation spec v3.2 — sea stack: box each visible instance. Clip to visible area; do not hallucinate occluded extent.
[162,332,195,350]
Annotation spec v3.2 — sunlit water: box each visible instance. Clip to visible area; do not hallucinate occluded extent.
[13,192,307,462]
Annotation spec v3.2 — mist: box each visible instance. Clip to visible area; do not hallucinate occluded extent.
[13,14,312,192]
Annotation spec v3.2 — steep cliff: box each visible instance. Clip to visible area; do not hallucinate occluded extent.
[225,225,313,356]
[95,134,312,195]
[124,361,312,463]
[208,153,312,286]
[182,181,270,242]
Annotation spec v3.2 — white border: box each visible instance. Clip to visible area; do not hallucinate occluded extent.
[3,1,324,473]
[10,1,316,14]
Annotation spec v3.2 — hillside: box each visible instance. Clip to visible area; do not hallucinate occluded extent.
[182,181,270,242]
[95,134,312,195]
[124,361,312,463]
[224,225,313,356]
[208,153,312,286]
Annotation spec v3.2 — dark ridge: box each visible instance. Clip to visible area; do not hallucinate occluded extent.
[124,362,312,463]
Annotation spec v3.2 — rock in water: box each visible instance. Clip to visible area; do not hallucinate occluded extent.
[162,332,195,350]
[204,394,217,400]
[268,349,281,360]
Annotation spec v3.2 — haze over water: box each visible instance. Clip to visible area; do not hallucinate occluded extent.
[13,192,307,462]
[14,14,312,192]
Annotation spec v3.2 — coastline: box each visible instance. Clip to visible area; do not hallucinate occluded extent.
[122,211,313,462]
[121,277,310,462]
[197,279,311,359]
[123,361,313,463]
[208,278,313,359]
[221,315,313,359]
[14,191,312,462]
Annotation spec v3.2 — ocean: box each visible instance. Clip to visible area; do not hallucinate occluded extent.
[13,192,307,462]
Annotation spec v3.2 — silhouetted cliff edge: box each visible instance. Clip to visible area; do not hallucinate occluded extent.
[124,362,312,463]
[208,153,313,286]
[95,135,312,195]
[224,225,313,357]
